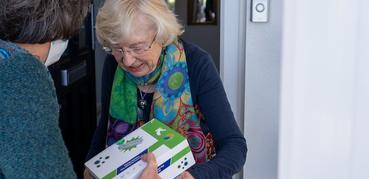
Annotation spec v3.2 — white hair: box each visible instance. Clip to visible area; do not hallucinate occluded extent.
[96,0,184,47]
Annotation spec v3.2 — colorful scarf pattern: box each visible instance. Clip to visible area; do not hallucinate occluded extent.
[108,39,212,163]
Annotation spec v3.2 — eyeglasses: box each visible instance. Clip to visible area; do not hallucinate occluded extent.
[103,34,156,57]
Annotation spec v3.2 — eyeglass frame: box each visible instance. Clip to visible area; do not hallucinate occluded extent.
[102,34,157,57]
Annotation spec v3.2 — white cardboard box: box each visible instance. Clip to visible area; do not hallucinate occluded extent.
[85,119,195,179]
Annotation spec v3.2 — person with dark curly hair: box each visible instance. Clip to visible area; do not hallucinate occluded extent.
[0,0,89,178]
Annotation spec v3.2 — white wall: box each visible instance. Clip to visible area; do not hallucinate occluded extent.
[279,0,369,178]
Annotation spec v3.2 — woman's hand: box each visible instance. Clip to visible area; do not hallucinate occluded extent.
[139,153,161,179]
[176,171,195,179]
[83,168,92,179]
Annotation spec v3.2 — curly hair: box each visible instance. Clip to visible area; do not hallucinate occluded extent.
[0,0,89,43]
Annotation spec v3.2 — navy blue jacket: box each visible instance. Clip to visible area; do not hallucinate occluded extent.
[86,40,247,179]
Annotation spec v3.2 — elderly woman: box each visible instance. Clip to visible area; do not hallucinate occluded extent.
[86,0,247,178]
[0,0,88,178]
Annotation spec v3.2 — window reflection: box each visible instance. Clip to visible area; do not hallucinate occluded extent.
[188,0,217,25]
[165,0,176,12]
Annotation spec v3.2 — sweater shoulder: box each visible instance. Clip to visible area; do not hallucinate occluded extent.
[0,41,57,119]
[182,39,214,69]
[182,39,219,104]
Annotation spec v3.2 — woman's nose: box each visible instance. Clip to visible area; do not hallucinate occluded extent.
[122,53,136,66]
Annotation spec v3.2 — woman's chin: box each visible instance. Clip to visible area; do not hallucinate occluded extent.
[119,64,148,77]
[129,72,146,77]
[127,68,149,77]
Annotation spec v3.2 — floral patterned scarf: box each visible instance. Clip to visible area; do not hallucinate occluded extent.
[108,39,211,163]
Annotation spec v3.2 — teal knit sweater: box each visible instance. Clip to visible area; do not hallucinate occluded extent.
[0,39,76,178]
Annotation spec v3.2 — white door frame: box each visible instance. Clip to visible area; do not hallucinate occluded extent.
[220,0,247,178]
[220,0,246,132]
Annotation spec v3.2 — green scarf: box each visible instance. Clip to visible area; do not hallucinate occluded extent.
[109,49,164,124]
[109,39,195,124]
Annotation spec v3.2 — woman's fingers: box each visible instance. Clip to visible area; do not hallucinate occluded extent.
[181,171,194,179]
[139,153,160,179]
[142,152,158,168]
[176,171,194,179]
[83,168,92,179]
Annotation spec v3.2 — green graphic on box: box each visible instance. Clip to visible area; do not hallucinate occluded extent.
[85,119,196,179]
[142,119,184,151]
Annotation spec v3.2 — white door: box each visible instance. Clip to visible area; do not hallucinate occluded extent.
[279,0,369,179]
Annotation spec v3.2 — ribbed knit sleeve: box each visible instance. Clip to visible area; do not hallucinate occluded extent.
[0,49,76,178]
